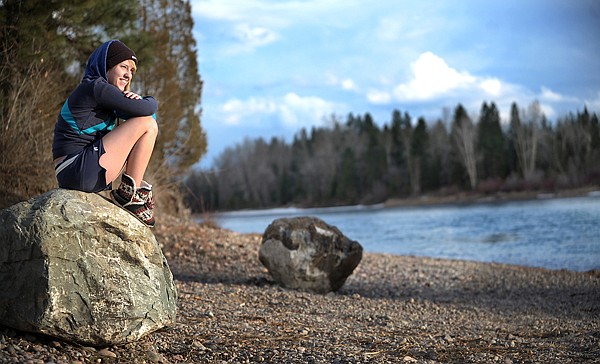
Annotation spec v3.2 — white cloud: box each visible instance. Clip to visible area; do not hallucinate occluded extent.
[374,15,437,43]
[280,93,341,127]
[190,0,244,21]
[234,24,278,48]
[325,73,339,85]
[341,79,359,92]
[540,86,564,102]
[480,78,502,97]
[191,0,288,25]
[539,86,580,105]
[191,0,361,28]
[367,89,391,104]
[224,24,280,53]
[219,93,342,129]
[585,91,600,113]
[358,51,559,125]
[221,98,277,125]
[368,52,538,122]
[374,17,404,42]
[393,52,477,101]
[325,74,359,92]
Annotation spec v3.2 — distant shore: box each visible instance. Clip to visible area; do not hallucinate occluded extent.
[383,186,600,209]
[198,186,599,217]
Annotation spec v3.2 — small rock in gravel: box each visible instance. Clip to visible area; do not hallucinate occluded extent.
[192,340,209,351]
[146,349,165,363]
[98,348,116,358]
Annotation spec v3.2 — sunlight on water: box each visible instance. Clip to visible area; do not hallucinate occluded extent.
[208,196,600,271]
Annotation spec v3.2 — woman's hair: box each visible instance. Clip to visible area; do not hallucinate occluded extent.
[117,59,137,128]
[124,59,136,91]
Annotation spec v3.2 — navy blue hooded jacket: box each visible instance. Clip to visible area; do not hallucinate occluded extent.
[52,40,158,159]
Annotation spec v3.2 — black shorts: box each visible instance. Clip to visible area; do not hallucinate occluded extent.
[55,139,111,193]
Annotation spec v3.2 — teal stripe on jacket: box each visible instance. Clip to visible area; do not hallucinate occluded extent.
[60,99,116,135]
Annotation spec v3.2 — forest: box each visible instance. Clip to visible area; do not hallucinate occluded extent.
[0,0,205,212]
[185,101,600,212]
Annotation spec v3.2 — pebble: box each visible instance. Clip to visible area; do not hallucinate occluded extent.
[192,340,209,351]
[146,349,164,363]
[98,348,116,358]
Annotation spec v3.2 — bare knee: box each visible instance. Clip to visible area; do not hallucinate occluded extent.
[130,116,158,136]
[145,116,158,137]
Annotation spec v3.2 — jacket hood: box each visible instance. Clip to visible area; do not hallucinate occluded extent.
[82,40,119,82]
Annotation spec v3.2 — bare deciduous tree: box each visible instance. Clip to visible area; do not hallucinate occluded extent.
[451,105,478,190]
[0,53,62,207]
[511,101,543,182]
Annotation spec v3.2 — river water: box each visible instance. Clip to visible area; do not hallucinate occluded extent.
[210,194,600,272]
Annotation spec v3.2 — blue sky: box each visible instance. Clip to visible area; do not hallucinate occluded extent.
[190,0,600,168]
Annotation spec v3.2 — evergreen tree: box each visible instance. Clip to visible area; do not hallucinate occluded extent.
[333,148,359,203]
[427,120,450,190]
[290,128,310,203]
[579,108,600,181]
[388,110,404,167]
[477,102,507,180]
[386,110,413,196]
[506,102,521,176]
[136,0,206,184]
[411,117,429,194]
[360,113,387,199]
[0,0,138,207]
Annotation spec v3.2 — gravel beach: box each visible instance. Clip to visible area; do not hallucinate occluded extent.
[1,216,599,363]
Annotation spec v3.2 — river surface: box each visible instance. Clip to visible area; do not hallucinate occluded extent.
[209,195,600,272]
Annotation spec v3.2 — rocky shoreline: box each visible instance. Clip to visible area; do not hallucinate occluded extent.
[1,216,599,363]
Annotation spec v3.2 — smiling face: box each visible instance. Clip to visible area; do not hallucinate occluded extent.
[106,59,137,91]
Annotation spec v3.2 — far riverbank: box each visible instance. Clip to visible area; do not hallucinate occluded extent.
[382,186,600,209]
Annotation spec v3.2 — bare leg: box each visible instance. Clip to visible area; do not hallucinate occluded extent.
[99,116,158,187]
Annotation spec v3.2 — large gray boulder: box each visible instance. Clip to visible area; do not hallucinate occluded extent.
[0,189,177,346]
[259,216,363,293]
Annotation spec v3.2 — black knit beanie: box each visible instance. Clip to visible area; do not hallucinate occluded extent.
[106,41,138,70]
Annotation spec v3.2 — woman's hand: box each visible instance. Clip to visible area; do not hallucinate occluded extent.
[123,91,142,100]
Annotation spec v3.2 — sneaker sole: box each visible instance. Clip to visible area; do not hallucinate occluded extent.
[110,191,155,228]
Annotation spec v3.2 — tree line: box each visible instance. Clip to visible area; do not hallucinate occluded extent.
[185,101,600,212]
[0,0,206,212]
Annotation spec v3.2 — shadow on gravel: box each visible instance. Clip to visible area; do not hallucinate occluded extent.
[173,271,275,288]
[170,258,600,322]
[339,266,600,320]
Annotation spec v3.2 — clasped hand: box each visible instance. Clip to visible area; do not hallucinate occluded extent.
[123,90,142,100]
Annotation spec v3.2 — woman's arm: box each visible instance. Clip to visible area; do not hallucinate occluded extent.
[94,79,158,117]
